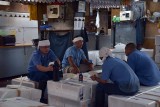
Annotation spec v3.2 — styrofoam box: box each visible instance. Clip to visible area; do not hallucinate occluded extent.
[48,95,91,107]
[88,50,102,65]
[155,55,160,63]
[0,85,41,101]
[11,77,36,88]
[137,94,160,104]
[138,85,160,93]
[112,52,127,61]
[88,51,98,65]
[67,79,97,101]
[0,97,47,107]
[156,45,160,55]
[141,48,154,58]
[0,88,17,99]
[155,35,160,45]
[47,80,91,102]
[108,95,156,107]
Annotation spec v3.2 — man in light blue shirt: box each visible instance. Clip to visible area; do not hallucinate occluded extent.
[28,40,60,103]
[91,47,140,107]
[62,36,93,74]
[125,43,160,86]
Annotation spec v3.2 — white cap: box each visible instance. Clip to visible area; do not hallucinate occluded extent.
[99,47,112,61]
[72,37,83,43]
[38,40,50,48]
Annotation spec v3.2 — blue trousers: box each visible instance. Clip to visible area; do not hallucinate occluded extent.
[95,83,137,107]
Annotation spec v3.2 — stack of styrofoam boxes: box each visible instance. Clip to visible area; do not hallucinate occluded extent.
[108,85,160,107]
[155,35,160,68]
[47,79,97,107]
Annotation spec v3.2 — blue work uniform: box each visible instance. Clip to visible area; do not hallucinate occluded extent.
[62,45,86,68]
[95,57,140,107]
[102,57,139,93]
[28,49,58,82]
[127,50,160,86]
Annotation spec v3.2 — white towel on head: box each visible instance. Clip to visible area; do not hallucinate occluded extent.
[99,47,112,62]
[72,37,83,43]
[38,40,50,48]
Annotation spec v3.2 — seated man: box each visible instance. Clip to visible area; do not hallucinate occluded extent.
[27,39,60,103]
[125,43,160,86]
[62,36,94,74]
[91,47,140,107]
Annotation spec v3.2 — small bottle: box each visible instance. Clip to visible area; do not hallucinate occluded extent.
[53,61,60,82]
[79,72,83,82]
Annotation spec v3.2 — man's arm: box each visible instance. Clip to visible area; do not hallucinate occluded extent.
[91,75,107,84]
[83,59,94,70]
[36,65,53,72]
[56,58,61,66]
[68,56,80,73]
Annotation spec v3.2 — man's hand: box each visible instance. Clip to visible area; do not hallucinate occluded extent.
[88,63,94,71]
[47,66,53,71]
[90,75,97,81]
[71,66,80,74]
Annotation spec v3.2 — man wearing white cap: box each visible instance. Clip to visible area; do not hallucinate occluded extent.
[62,36,93,74]
[91,47,140,107]
[28,39,60,103]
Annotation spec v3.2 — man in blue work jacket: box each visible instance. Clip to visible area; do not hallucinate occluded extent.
[125,43,160,86]
[91,47,140,107]
[28,39,60,103]
[62,36,93,74]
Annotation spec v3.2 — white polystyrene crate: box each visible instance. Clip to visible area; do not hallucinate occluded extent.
[0,88,17,99]
[67,78,97,101]
[155,55,160,63]
[47,80,91,101]
[146,91,160,97]
[141,48,154,58]
[155,35,160,45]
[0,85,42,101]
[11,77,36,88]
[156,45,160,55]
[88,50,102,65]
[152,87,160,93]
[48,95,91,107]
[137,94,160,105]
[109,95,156,107]
[0,97,47,107]
[88,51,97,65]
[112,51,127,61]
[138,85,160,93]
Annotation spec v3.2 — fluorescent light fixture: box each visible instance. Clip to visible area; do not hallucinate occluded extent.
[0,1,10,5]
